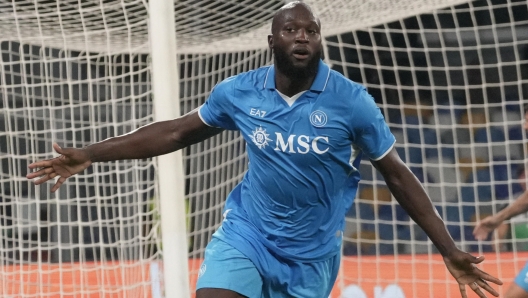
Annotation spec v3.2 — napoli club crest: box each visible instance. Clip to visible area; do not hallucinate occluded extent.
[310,110,327,127]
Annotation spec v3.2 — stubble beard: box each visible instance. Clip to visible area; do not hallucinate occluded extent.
[273,47,321,80]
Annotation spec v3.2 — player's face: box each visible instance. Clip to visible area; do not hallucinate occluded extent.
[268,5,322,77]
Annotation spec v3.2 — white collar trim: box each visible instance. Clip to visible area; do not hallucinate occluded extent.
[276,90,307,107]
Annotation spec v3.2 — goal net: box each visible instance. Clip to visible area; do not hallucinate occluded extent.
[1,0,527,297]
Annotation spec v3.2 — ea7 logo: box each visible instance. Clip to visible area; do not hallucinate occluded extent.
[274,133,329,154]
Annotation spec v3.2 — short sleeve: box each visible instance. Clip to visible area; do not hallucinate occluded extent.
[198,78,238,130]
[351,88,396,160]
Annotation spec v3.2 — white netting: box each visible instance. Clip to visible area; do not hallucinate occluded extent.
[0,1,157,297]
[2,0,528,297]
[0,0,471,54]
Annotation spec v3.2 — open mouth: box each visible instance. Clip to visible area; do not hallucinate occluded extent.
[292,48,310,60]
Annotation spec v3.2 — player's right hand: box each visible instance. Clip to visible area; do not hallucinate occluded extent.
[26,143,92,192]
[473,216,501,241]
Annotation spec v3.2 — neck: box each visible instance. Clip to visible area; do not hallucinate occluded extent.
[274,69,316,97]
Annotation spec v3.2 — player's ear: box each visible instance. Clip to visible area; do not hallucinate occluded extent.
[267,34,273,50]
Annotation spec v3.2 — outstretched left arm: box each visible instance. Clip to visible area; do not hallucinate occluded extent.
[371,148,503,298]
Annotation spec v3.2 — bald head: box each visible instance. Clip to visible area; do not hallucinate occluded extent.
[271,1,320,34]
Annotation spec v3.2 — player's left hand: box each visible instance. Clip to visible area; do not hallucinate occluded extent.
[443,250,503,298]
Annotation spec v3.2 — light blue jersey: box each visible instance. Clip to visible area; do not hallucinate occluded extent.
[514,261,528,291]
[199,60,395,265]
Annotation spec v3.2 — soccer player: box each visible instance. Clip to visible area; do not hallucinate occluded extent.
[27,2,502,297]
[473,107,528,298]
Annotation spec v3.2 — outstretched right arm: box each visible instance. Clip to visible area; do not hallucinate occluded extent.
[26,109,223,192]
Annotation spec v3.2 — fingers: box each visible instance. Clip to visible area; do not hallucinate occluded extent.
[468,268,503,297]
[26,159,63,186]
[51,176,67,193]
[474,233,487,241]
[28,168,64,192]
[34,172,59,186]
[472,255,485,265]
[26,166,57,181]
[27,143,64,180]
[458,284,468,298]
[28,143,64,169]
[470,256,503,285]
[463,279,500,298]
[469,281,489,298]
[476,268,503,286]
[476,279,500,297]
[26,143,74,193]
[26,166,50,179]
[27,165,66,192]
[34,174,54,185]
[473,226,485,240]
[53,143,64,154]
[473,224,492,240]
[474,233,488,241]
[27,160,53,170]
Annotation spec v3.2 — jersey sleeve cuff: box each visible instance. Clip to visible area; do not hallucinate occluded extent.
[198,105,215,127]
[370,140,395,161]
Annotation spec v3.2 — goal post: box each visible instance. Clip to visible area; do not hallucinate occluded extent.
[2,0,528,298]
[148,0,189,297]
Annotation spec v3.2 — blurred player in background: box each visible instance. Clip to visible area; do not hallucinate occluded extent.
[28,2,502,298]
[474,106,528,298]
